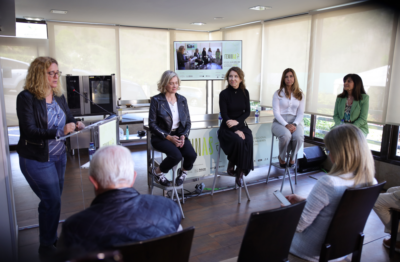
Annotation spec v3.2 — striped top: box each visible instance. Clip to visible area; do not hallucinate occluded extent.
[47,98,66,156]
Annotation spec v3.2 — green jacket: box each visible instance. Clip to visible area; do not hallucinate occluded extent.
[332,94,369,135]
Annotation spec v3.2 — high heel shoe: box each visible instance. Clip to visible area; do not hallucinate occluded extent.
[227,161,235,176]
[278,156,287,168]
[235,168,244,187]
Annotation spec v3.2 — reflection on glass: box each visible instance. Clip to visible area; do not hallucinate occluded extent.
[366,123,383,152]
[315,116,334,139]
[91,81,110,104]
[304,114,311,137]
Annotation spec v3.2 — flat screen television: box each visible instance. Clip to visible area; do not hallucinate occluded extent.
[173,40,242,81]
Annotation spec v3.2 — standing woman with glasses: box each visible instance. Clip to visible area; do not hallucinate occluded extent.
[272,68,305,167]
[219,67,253,187]
[16,57,85,256]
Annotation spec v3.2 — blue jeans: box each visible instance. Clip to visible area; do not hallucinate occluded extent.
[19,153,67,245]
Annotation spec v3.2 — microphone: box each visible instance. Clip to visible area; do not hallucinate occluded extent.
[69,87,116,119]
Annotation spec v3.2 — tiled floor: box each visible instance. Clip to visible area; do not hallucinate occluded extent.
[11,146,400,262]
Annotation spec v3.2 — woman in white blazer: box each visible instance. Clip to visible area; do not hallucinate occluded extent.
[272,68,305,167]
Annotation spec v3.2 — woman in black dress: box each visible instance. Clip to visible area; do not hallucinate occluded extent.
[219,67,253,187]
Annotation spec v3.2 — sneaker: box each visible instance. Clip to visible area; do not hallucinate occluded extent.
[153,169,171,187]
[176,168,187,186]
[383,238,400,253]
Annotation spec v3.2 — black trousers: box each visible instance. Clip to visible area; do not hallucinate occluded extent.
[151,133,197,173]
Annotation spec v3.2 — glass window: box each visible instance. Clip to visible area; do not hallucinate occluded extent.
[315,116,334,139]
[366,123,383,152]
[250,101,260,111]
[304,114,311,136]
[397,128,400,157]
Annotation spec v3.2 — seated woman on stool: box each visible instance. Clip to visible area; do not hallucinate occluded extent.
[331,74,369,136]
[149,70,197,186]
[219,67,253,187]
[272,68,305,167]
[286,125,376,262]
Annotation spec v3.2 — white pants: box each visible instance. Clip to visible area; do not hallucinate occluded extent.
[373,186,400,241]
[271,114,304,161]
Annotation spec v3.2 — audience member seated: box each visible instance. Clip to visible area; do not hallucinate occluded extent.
[373,187,400,252]
[58,145,182,253]
[285,124,377,262]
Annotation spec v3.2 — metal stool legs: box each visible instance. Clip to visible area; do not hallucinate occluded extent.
[211,144,251,204]
[266,134,297,194]
[150,146,185,219]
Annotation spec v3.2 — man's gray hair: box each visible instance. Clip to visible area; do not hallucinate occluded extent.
[89,145,135,188]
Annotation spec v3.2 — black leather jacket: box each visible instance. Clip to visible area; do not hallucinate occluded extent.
[16,90,76,162]
[149,93,191,139]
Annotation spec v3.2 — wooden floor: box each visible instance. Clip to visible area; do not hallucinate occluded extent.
[11,145,400,262]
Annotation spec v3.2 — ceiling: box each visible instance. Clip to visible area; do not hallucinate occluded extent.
[15,0,354,31]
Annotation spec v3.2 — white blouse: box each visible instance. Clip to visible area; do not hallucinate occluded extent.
[272,90,305,126]
[168,102,180,130]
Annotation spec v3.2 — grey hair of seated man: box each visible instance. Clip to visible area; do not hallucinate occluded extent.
[89,145,136,194]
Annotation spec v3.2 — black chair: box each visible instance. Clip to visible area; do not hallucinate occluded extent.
[116,227,195,262]
[319,181,386,262]
[237,200,306,262]
[389,207,400,258]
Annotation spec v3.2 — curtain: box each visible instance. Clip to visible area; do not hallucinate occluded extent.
[223,22,262,102]
[261,15,311,107]
[305,4,397,123]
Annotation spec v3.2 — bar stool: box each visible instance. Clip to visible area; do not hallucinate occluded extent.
[266,134,298,194]
[149,143,185,218]
[211,133,251,204]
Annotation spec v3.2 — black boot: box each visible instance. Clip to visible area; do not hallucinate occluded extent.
[227,161,235,176]
[235,168,244,187]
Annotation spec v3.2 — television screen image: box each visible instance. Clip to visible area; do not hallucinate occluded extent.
[174,40,242,81]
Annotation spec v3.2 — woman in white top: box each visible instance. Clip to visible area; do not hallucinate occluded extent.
[207,48,213,59]
[149,71,197,187]
[286,124,376,262]
[272,68,305,167]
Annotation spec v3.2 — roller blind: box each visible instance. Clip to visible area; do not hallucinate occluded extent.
[119,27,169,100]
[0,37,49,126]
[306,4,397,123]
[386,17,400,126]
[261,15,311,107]
[47,22,119,97]
[223,22,262,101]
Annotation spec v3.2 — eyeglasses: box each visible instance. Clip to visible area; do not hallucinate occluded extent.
[47,71,62,77]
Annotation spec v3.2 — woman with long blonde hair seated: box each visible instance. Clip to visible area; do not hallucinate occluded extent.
[286,124,376,261]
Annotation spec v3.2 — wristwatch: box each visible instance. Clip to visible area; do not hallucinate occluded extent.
[293,123,297,127]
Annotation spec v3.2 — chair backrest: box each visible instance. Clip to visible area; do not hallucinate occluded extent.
[320,181,386,260]
[116,226,195,262]
[238,200,306,262]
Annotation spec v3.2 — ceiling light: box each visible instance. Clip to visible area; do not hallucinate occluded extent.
[249,6,272,11]
[51,10,68,14]
[214,17,224,20]
[23,16,44,21]
[191,22,206,26]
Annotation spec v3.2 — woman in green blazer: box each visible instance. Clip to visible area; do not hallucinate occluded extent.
[332,74,369,135]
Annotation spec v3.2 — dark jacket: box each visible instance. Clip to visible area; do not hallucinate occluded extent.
[16,90,76,162]
[149,93,191,139]
[60,188,182,252]
[177,52,186,68]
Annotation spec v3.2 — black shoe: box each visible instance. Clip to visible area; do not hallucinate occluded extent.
[278,156,287,168]
[235,168,244,187]
[38,244,57,257]
[153,169,171,186]
[175,168,187,186]
[227,161,235,176]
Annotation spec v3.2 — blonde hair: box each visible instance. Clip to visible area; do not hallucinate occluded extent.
[157,70,181,93]
[324,125,375,187]
[24,56,64,100]
[278,68,303,101]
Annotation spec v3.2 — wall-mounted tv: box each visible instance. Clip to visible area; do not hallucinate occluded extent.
[174,40,242,81]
